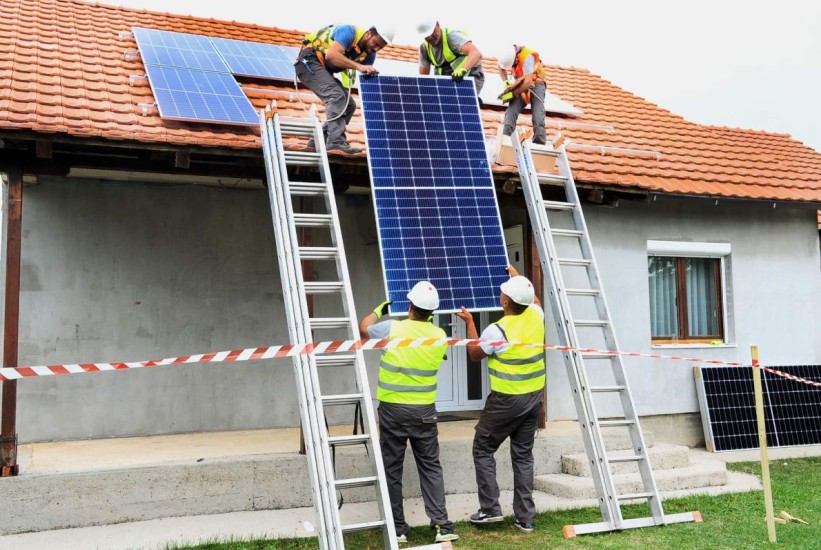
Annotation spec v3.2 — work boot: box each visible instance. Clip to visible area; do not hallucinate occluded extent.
[306,137,315,149]
[514,519,535,533]
[326,142,361,154]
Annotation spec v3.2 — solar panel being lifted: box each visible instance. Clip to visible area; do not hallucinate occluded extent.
[359,75,509,314]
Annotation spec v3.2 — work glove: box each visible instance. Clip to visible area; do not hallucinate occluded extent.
[373,300,392,319]
[498,90,514,103]
[452,67,467,83]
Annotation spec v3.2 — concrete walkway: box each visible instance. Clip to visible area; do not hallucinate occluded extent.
[2,424,818,550]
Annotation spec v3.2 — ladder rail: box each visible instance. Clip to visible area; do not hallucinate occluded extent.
[308,113,398,549]
[513,133,621,526]
[261,108,337,547]
[262,106,398,550]
[555,146,665,523]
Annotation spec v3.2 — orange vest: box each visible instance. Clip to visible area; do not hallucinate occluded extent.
[512,47,547,105]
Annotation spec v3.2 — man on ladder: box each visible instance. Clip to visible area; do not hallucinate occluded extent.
[456,267,544,534]
[359,281,459,545]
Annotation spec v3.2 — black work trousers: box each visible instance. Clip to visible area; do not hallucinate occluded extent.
[378,402,452,536]
[473,389,542,523]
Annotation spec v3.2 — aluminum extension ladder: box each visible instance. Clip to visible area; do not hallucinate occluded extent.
[511,130,700,537]
[260,105,397,550]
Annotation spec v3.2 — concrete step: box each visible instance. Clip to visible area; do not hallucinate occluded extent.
[535,459,728,500]
[562,443,691,477]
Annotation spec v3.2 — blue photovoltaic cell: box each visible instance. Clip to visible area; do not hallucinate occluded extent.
[211,37,299,81]
[133,27,229,73]
[360,75,509,314]
[144,65,259,125]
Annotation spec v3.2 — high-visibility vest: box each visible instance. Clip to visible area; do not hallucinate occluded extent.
[304,25,369,86]
[487,306,545,395]
[512,47,547,105]
[423,28,469,74]
[377,319,446,405]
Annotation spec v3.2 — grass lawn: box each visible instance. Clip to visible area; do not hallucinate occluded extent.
[173,457,821,549]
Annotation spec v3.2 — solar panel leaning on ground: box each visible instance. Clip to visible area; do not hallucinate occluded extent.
[132,27,259,126]
[359,75,510,314]
[694,365,821,452]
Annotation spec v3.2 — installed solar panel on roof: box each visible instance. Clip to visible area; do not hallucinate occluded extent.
[211,37,299,81]
[133,27,229,73]
[360,75,509,314]
[144,65,259,125]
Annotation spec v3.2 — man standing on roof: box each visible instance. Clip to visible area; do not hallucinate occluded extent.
[455,266,544,534]
[416,20,485,96]
[359,281,459,545]
[295,24,394,155]
[498,44,548,145]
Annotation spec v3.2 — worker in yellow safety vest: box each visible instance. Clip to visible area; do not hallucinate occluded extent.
[359,281,459,544]
[497,44,549,145]
[416,19,485,96]
[295,24,394,154]
[456,266,544,534]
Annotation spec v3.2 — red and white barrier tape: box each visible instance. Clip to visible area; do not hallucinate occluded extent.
[0,337,818,388]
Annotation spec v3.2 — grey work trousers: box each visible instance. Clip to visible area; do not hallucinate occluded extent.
[502,81,547,144]
[473,389,542,523]
[294,49,356,146]
[378,402,453,535]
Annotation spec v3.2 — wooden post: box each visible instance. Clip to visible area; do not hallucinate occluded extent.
[751,345,776,543]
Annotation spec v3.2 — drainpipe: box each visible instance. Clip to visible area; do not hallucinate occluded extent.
[1,166,21,476]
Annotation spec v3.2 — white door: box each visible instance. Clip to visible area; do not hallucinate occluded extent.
[435,312,494,412]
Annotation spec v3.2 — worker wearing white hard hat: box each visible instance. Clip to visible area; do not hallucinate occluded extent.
[296,23,389,155]
[416,19,485,96]
[455,266,545,533]
[497,43,549,145]
[359,281,459,544]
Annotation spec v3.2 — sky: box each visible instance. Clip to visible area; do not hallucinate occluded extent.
[112,0,821,152]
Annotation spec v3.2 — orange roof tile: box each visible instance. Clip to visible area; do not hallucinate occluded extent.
[0,0,820,205]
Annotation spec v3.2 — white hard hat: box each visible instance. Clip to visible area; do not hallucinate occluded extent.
[374,25,394,46]
[498,46,516,71]
[416,19,437,37]
[407,280,440,310]
[500,276,535,306]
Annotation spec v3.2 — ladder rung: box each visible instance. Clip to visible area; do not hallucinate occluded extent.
[335,475,378,490]
[581,351,617,358]
[283,151,323,166]
[608,454,645,463]
[574,319,608,327]
[341,519,387,533]
[530,145,561,158]
[590,385,626,393]
[279,123,315,136]
[537,173,567,184]
[328,434,370,447]
[288,182,327,196]
[617,492,655,501]
[565,288,600,296]
[298,247,338,260]
[551,228,584,238]
[293,213,333,227]
[598,419,635,427]
[309,317,350,330]
[322,393,364,406]
[558,258,591,267]
[542,199,575,211]
[303,282,345,294]
[315,354,357,367]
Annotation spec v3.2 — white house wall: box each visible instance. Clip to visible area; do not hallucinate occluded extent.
[546,195,821,420]
[13,178,821,442]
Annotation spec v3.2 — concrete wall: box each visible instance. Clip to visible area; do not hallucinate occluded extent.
[11,178,821,441]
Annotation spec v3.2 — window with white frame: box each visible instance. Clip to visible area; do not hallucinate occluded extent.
[647,241,731,344]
